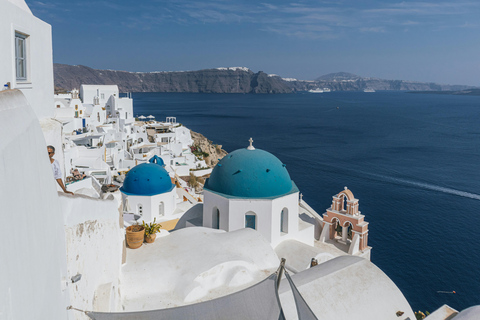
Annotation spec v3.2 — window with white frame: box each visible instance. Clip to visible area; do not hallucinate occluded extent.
[15,32,28,81]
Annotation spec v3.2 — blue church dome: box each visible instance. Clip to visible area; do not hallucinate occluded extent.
[204,144,297,198]
[120,157,174,196]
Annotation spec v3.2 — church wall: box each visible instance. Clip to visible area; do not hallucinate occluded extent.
[124,189,176,224]
[270,192,299,246]
[156,189,176,223]
[0,90,69,319]
[202,190,230,230]
[126,195,152,220]
[228,198,273,241]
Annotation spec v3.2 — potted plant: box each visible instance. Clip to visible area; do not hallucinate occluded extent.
[126,224,145,249]
[142,218,162,243]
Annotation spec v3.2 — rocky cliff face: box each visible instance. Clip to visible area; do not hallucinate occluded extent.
[54,64,292,94]
[190,130,228,167]
[54,64,475,93]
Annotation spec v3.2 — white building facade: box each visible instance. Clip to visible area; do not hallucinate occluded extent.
[203,141,314,248]
[120,156,177,223]
[0,0,54,120]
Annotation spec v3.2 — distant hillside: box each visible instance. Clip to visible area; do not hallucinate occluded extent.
[54,64,292,94]
[408,88,480,96]
[286,73,475,92]
[54,64,476,94]
[315,72,361,81]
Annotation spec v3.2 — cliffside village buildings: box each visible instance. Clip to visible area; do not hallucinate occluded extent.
[1,0,479,319]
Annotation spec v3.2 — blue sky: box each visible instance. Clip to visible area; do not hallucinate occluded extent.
[28,0,480,85]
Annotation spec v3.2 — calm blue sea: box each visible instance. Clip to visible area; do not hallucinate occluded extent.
[133,91,480,312]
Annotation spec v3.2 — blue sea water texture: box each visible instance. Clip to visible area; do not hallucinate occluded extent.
[133,91,480,312]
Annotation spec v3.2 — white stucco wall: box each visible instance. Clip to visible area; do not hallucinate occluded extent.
[54,106,75,119]
[203,190,230,230]
[80,85,118,106]
[0,0,54,120]
[60,194,124,319]
[40,118,65,184]
[0,90,69,319]
[115,97,133,119]
[174,126,194,148]
[122,188,176,223]
[203,190,309,247]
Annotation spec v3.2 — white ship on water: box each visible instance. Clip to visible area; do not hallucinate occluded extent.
[308,88,331,93]
[364,88,376,92]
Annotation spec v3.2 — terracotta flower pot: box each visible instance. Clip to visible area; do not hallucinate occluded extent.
[126,225,145,249]
[145,233,156,243]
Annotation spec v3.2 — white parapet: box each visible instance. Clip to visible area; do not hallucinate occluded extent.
[0,89,69,319]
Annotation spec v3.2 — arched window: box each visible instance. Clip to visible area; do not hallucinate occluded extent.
[245,212,256,230]
[212,207,220,229]
[331,218,341,238]
[344,221,353,240]
[159,202,164,217]
[281,207,288,233]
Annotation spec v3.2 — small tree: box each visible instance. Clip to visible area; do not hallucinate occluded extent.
[188,172,198,189]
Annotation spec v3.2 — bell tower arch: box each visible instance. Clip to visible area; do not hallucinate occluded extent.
[319,187,370,258]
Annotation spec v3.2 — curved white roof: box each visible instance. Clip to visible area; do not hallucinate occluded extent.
[454,306,480,320]
[120,227,279,311]
[279,256,416,320]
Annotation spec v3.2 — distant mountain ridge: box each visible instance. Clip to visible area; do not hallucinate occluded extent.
[53,64,291,94]
[286,72,474,92]
[53,64,475,93]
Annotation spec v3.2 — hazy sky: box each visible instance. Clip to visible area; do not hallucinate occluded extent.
[27,0,480,86]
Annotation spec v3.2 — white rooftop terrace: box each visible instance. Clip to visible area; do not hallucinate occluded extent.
[119,227,279,311]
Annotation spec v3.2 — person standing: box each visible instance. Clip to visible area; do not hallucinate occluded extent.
[47,145,73,195]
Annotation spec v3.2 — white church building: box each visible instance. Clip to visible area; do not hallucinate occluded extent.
[120,155,176,224]
[203,139,314,248]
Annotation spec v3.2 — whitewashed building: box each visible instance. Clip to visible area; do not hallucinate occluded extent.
[0,0,54,120]
[203,139,314,248]
[120,156,176,223]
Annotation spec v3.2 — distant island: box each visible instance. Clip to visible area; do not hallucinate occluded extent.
[408,88,480,96]
[54,64,476,94]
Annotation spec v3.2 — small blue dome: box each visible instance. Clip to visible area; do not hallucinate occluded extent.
[149,155,164,166]
[121,161,174,196]
[204,148,297,198]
